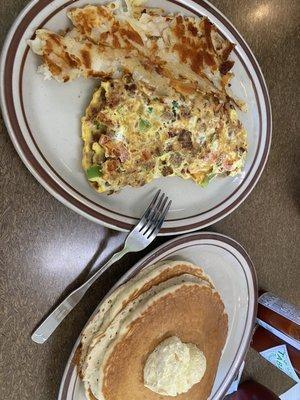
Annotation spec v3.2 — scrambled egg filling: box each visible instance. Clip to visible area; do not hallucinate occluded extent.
[82,74,247,193]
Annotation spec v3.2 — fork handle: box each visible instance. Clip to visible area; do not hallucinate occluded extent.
[31,247,129,344]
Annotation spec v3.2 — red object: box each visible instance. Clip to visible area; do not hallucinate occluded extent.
[227,380,280,400]
[251,326,300,378]
[258,291,300,341]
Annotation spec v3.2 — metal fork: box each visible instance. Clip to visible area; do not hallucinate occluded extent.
[31,190,171,344]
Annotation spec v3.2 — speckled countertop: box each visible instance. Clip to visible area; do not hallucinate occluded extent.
[0,0,299,399]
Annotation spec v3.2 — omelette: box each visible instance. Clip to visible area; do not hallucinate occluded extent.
[82,74,247,193]
[29,0,248,193]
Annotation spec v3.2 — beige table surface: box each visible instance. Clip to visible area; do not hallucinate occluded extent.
[0,0,299,398]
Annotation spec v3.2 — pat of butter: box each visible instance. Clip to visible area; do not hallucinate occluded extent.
[144,336,206,396]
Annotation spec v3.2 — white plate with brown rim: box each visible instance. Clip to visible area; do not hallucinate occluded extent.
[0,0,271,234]
[57,232,257,400]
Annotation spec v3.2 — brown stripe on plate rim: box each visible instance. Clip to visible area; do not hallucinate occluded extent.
[2,0,271,233]
[58,232,257,400]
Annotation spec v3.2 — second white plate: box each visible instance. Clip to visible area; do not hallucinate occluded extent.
[58,232,257,400]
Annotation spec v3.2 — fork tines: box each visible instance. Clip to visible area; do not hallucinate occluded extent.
[138,190,171,238]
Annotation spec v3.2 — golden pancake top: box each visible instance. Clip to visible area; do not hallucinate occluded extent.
[101,282,227,400]
[78,261,214,398]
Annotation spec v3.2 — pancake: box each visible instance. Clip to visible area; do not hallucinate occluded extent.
[78,260,213,376]
[101,282,228,400]
[90,261,213,345]
[83,274,212,399]
[78,262,165,376]
[78,283,124,377]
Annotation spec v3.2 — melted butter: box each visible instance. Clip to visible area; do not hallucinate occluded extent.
[144,336,206,396]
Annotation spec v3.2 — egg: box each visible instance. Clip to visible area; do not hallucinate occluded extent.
[81,74,247,193]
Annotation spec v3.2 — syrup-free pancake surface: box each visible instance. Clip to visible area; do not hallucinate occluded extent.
[101,282,228,400]
[85,276,211,399]
[79,261,214,398]
[78,261,212,372]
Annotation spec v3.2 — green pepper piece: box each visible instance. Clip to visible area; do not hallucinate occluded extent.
[171,100,179,117]
[86,165,102,181]
[94,121,107,133]
[200,173,217,187]
[139,118,151,131]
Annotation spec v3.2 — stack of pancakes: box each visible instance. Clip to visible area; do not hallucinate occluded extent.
[76,260,228,400]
